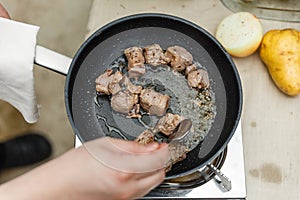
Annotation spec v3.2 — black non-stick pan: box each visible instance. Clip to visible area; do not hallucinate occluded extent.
[37,13,242,179]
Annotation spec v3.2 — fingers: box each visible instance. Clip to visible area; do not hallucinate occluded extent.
[0,3,10,19]
[84,137,170,173]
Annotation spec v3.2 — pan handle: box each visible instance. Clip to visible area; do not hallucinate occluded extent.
[34,45,72,75]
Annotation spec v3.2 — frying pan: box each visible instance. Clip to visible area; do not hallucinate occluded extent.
[35,13,242,179]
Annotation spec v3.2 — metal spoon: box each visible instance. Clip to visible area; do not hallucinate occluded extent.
[169,118,192,142]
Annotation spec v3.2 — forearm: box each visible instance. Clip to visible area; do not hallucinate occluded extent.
[0,138,168,200]
[0,147,114,200]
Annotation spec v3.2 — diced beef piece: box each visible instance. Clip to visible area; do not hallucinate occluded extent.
[139,88,170,116]
[187,69,210,89]
[95,70,124,95]
[155,113,184,136]
[144,44,169,66]
[124,47,145,66]
[165,46,193,72]
[110,91,139,115]
[124,47,146,78]
[95,69,114,95]
[134,129,155,145]
[107,71,124,95]
[185,64,197,75]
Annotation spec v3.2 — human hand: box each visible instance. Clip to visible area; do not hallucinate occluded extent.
[76,138,169,199]
[0,137,169,200]
[0,3,10,19]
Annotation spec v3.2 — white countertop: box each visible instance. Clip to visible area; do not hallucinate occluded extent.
[86,1,300,199]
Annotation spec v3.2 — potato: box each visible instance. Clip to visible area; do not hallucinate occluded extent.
[259,29,300,96]
[215,12,263,57]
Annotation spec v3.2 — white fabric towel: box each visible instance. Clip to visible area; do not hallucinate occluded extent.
[0,17,40,123]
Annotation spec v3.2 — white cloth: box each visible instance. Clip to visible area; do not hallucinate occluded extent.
[0,17,40,123]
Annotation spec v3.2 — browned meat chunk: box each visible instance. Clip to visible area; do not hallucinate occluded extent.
[107,71,124,95]
[155,113,184,136]
[134,129,155,145]
[144,44,169,66]
[95,69,114,95]
[187,69,210,89]
[110,91,139,115]
[140,88,170,116]
[165,46,193,72]
[124,47,146,78]
[185,64,197,75]
[95,70,124,95]
[95,68,144,97]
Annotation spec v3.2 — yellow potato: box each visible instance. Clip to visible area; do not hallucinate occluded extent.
[260,29,300,96]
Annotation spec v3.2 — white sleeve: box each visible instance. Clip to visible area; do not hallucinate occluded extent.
[0,17,40,123]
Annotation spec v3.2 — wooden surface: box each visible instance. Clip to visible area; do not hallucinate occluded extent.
[86,1,300,199]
